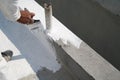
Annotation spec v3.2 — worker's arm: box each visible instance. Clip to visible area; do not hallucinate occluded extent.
[0,0,35,24]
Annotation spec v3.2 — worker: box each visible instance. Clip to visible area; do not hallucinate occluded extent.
[0,1,39,80]
[0,0,36,61]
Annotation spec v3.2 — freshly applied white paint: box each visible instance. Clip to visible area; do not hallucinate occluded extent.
[0,0,119,80]
[0,0,81,79]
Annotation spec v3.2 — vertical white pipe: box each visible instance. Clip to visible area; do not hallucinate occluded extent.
[44,3,52,31]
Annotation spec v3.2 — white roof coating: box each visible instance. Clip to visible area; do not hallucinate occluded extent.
[0,0,82,79]
[0,0,119,80]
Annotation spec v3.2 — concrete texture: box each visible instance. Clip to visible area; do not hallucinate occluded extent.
[61,41,120,80]
[53,42,95,80]
[93,0,120,15]
[37,66,78,80]
[0,0,120,80]
[35,0,120,80]
[35,40,95,80]
[36,0,120,70]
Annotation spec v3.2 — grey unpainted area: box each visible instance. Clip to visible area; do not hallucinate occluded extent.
[36,0,120,70]
[37,41,94,80]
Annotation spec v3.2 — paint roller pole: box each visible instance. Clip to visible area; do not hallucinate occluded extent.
[44,1,52,32]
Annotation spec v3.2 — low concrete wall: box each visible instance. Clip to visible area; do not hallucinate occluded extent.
[53,42,94,80]
[36,0,120,70]
[36,40,94,80]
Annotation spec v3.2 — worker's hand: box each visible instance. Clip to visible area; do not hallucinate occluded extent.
[17,8,35,25]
